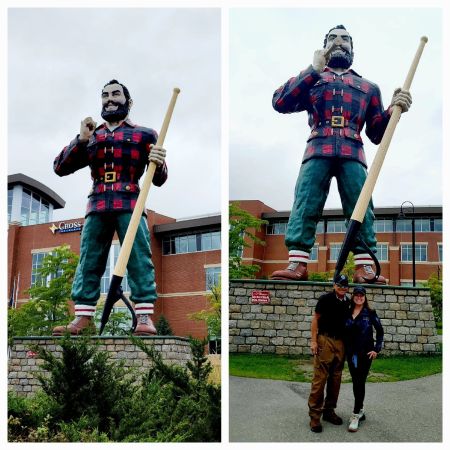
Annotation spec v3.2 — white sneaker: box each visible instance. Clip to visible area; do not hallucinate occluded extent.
[348,413,360,432]
[358,409,365,421]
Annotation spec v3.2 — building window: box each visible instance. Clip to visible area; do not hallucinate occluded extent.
[414,219,431,232]
[8,189,13,223]
[401,244,428,262]
[20,188,50,226]
[31,252,47,287]
[397,218,433,232]
[31,251,63,287]
[438,244,443,262]
[266,220,324,236]
[162,230,221,255]
[316,221,325,234]
[205,267,221,291]
[433,219,442,232]
[327,220,346,233]
[329,243,342,261]
[376,244,389,262]
[374,219,393,232]
[266,221,287,235]
[202,231,221,251]
[310,244,319,261]
[100,243,131,294]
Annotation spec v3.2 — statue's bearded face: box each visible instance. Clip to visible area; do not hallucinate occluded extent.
[101,83,131,122]
[325,28,354,70]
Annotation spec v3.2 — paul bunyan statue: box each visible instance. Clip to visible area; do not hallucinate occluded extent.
[270,25,412,284]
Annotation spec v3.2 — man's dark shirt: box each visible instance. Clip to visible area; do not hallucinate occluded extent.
[315,291,350,339]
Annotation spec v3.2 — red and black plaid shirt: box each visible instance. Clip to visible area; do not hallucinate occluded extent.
[54,119,168,216]
[273,65,392,168]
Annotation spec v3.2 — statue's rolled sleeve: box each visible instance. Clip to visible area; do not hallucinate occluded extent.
[153,162,168,186]
[54,135,90,176]
[144,129,168,187]
[273,65,321,114]
[365,85,392,144]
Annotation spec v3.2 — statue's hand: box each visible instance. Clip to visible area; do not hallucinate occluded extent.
[312,49,328,72]
[79,117,97,142]
[148,144,166,166]
[391,88,412,113]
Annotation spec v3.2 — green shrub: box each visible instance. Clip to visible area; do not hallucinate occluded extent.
[9,336,220,442]
[8,390,54,442]
[35,336,136,434]
[155,315,174,336]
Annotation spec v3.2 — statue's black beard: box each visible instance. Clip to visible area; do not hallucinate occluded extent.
[101,100,130,122]
[327,50,354,70]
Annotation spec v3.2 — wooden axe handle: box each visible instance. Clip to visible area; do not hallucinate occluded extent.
[113,87,180,277]
[351,37,427,222]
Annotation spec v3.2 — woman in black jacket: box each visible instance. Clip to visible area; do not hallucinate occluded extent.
[345,285,384,432]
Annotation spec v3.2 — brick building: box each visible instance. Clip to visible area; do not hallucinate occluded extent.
[232,200,442,286]
[8,174,221,342]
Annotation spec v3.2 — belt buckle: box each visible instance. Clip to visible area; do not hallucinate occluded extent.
[331,115,345,127]
[104,172,116,183]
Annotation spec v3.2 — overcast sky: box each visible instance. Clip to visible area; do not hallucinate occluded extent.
[8,8,221,222]
[229,8,442,213]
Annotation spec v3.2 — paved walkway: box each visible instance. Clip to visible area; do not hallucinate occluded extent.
[229,374,442,442]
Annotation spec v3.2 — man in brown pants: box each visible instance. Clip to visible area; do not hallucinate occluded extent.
[308,274,350,432]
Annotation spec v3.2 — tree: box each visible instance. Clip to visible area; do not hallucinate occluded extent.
[94,309,131,336]
[424,273,442,324]
[8,245,78,338]
[156,315,174,336]
[189,282,221,341]
[308,272,331,282]
[229,202,268,279]
[342,252,356,281]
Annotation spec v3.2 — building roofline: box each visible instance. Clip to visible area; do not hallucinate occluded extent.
[8,173,66,209]
[153,215,221,234]
[262,205,442,220]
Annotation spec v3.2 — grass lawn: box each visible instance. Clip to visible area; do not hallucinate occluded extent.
[229,353,442,383]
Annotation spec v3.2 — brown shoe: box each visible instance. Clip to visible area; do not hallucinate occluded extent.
[310,418,323,433]
[323,410,343,425]
[271,262,308,281]
[353,264,386,285]
[133,314,157,336]
[52,316,96,336]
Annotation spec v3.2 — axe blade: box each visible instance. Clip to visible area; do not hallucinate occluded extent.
[99,274,124,335]
[333,219,362,283]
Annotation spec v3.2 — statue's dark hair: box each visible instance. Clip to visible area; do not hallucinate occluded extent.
[323,25,353,49]
[102,79,131,100]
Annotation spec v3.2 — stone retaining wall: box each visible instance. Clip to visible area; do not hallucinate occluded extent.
[9,336,192,396]
[229,280,440,356]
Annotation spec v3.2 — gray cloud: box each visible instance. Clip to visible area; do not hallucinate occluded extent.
[8,8,221,221]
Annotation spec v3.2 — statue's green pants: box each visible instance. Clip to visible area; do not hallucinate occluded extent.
[285,158,377,255]
[71,212,156,306]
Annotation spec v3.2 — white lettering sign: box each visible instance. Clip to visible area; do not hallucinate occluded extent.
[49,221,84,234]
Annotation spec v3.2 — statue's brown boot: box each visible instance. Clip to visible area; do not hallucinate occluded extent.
[353,264,386,285]
[133,314,157,336]
[271,262,308,281]
[52,316,96,336]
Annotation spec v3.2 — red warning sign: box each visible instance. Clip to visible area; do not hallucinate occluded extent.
[251,290,271,304]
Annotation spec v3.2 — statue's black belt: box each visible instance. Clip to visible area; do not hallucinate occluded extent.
[91,181,139,194]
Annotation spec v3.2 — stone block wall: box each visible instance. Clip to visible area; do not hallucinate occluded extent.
[229,280,440,356]
[9,336,192,396]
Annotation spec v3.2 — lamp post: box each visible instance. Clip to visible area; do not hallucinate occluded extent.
[399,201,416,287]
